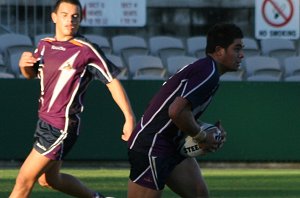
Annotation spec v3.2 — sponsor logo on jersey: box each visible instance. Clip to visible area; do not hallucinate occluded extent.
[62,63,73,70]
[51,45,66,51]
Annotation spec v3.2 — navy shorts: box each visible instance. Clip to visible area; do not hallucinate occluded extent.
[33,119,79,160]
[128,149,186,190]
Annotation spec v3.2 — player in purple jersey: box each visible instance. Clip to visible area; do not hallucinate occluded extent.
[127,23,244,198]
[10,1,135,198]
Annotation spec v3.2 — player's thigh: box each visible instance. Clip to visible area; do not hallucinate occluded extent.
[166,157,208,198]
[38,160,62,186]
[127,179,162,198]
[17,149,54,183]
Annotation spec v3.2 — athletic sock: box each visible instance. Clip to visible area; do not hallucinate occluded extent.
[93,192,105,198]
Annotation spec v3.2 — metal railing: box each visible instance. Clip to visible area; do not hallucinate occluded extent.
[0,0,54,38]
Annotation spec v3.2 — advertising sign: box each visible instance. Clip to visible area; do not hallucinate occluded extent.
[80,0,146,27]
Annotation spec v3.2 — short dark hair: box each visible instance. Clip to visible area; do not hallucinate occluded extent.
[205,23,243,54]
[53,0,82,20]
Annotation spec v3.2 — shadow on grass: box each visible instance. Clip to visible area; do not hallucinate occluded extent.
[1,168,300,198]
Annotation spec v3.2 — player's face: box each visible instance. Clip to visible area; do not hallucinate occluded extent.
[221,38,244,72]
[51,2,81,41]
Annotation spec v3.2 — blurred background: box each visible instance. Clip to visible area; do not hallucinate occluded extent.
[0,0,255,39]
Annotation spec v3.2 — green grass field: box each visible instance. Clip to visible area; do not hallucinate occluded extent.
[1,167,300,198]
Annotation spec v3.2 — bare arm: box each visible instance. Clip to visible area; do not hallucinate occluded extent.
[19,52,38,79]
[168,96,200,137]
[168,96,221,151]
[106,78,136,141]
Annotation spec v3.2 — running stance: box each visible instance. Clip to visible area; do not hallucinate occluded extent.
[127,23,244,198]
[10,0,135,197]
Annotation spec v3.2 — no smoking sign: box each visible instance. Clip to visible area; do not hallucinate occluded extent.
[255,0,299,39]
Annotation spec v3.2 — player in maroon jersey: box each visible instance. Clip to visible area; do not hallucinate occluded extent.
[127,23,244,198]
[9,1,135,198]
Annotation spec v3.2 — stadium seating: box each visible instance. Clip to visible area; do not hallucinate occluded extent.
[244,56,283,81]
[166,55,198,76]
[1,32,297,82]
[0,54,5,71]
[186,36,207,58]
[242,37,261,57]
[0,33,34,78]
[128,55,166,80]
[283,56,300,82]
[111,35,149,65]
[149,36,186,66]
[132,73,166,80]
[105,54,128,80]
[0,33,33,56]
[84,34,112,54]
[0,71,15,79]
[260,38,296,65]
[220,69,245,81]
[0,33,33,53]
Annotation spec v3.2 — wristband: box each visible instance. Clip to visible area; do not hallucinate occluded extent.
[192,130,207,143]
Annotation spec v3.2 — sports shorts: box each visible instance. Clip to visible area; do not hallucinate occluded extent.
[33,119,79,160]
[128,149,186,190]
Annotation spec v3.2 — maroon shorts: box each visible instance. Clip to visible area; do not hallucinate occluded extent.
[128,149,186,190]
[33,119,79,160]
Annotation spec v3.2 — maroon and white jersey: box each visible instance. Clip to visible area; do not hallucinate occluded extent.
[128,56,219,156]
[33,35,120,131]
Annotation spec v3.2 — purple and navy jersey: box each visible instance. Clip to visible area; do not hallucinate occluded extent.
[33,35,120,131]
[128,56,219,156]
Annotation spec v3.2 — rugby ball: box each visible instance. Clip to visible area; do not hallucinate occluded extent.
[179,123,221,157]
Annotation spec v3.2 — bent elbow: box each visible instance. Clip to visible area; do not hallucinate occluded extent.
[167,108,175,119]
[168,97,190,121]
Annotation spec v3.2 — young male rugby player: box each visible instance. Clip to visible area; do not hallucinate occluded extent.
[10,0,135,197]
[127,23,244,198]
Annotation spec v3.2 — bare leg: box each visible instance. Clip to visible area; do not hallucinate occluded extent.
[38,161,96,197]
[10,149,97,198]
[166,157,209,198]
[10,149,54,198]
[127,179,162,198]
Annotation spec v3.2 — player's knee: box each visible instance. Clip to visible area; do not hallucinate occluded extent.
[15,174,35,190]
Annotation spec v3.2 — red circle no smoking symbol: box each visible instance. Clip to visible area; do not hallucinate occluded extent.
[262,0,294,27]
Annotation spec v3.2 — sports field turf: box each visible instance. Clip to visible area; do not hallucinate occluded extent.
[1,167,300,197]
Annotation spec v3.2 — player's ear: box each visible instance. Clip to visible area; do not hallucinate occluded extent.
[51,12,57,23]
[215,46,224,56]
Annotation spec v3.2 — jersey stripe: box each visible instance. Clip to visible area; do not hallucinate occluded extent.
[183,60,216,98]
[129,79,188,149]
[74,38,114,82]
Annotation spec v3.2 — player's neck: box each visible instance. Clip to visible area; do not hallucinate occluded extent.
[207,54,227,75]
[55,34,74,42]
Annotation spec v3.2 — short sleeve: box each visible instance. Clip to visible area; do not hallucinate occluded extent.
[86,43,120,84]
